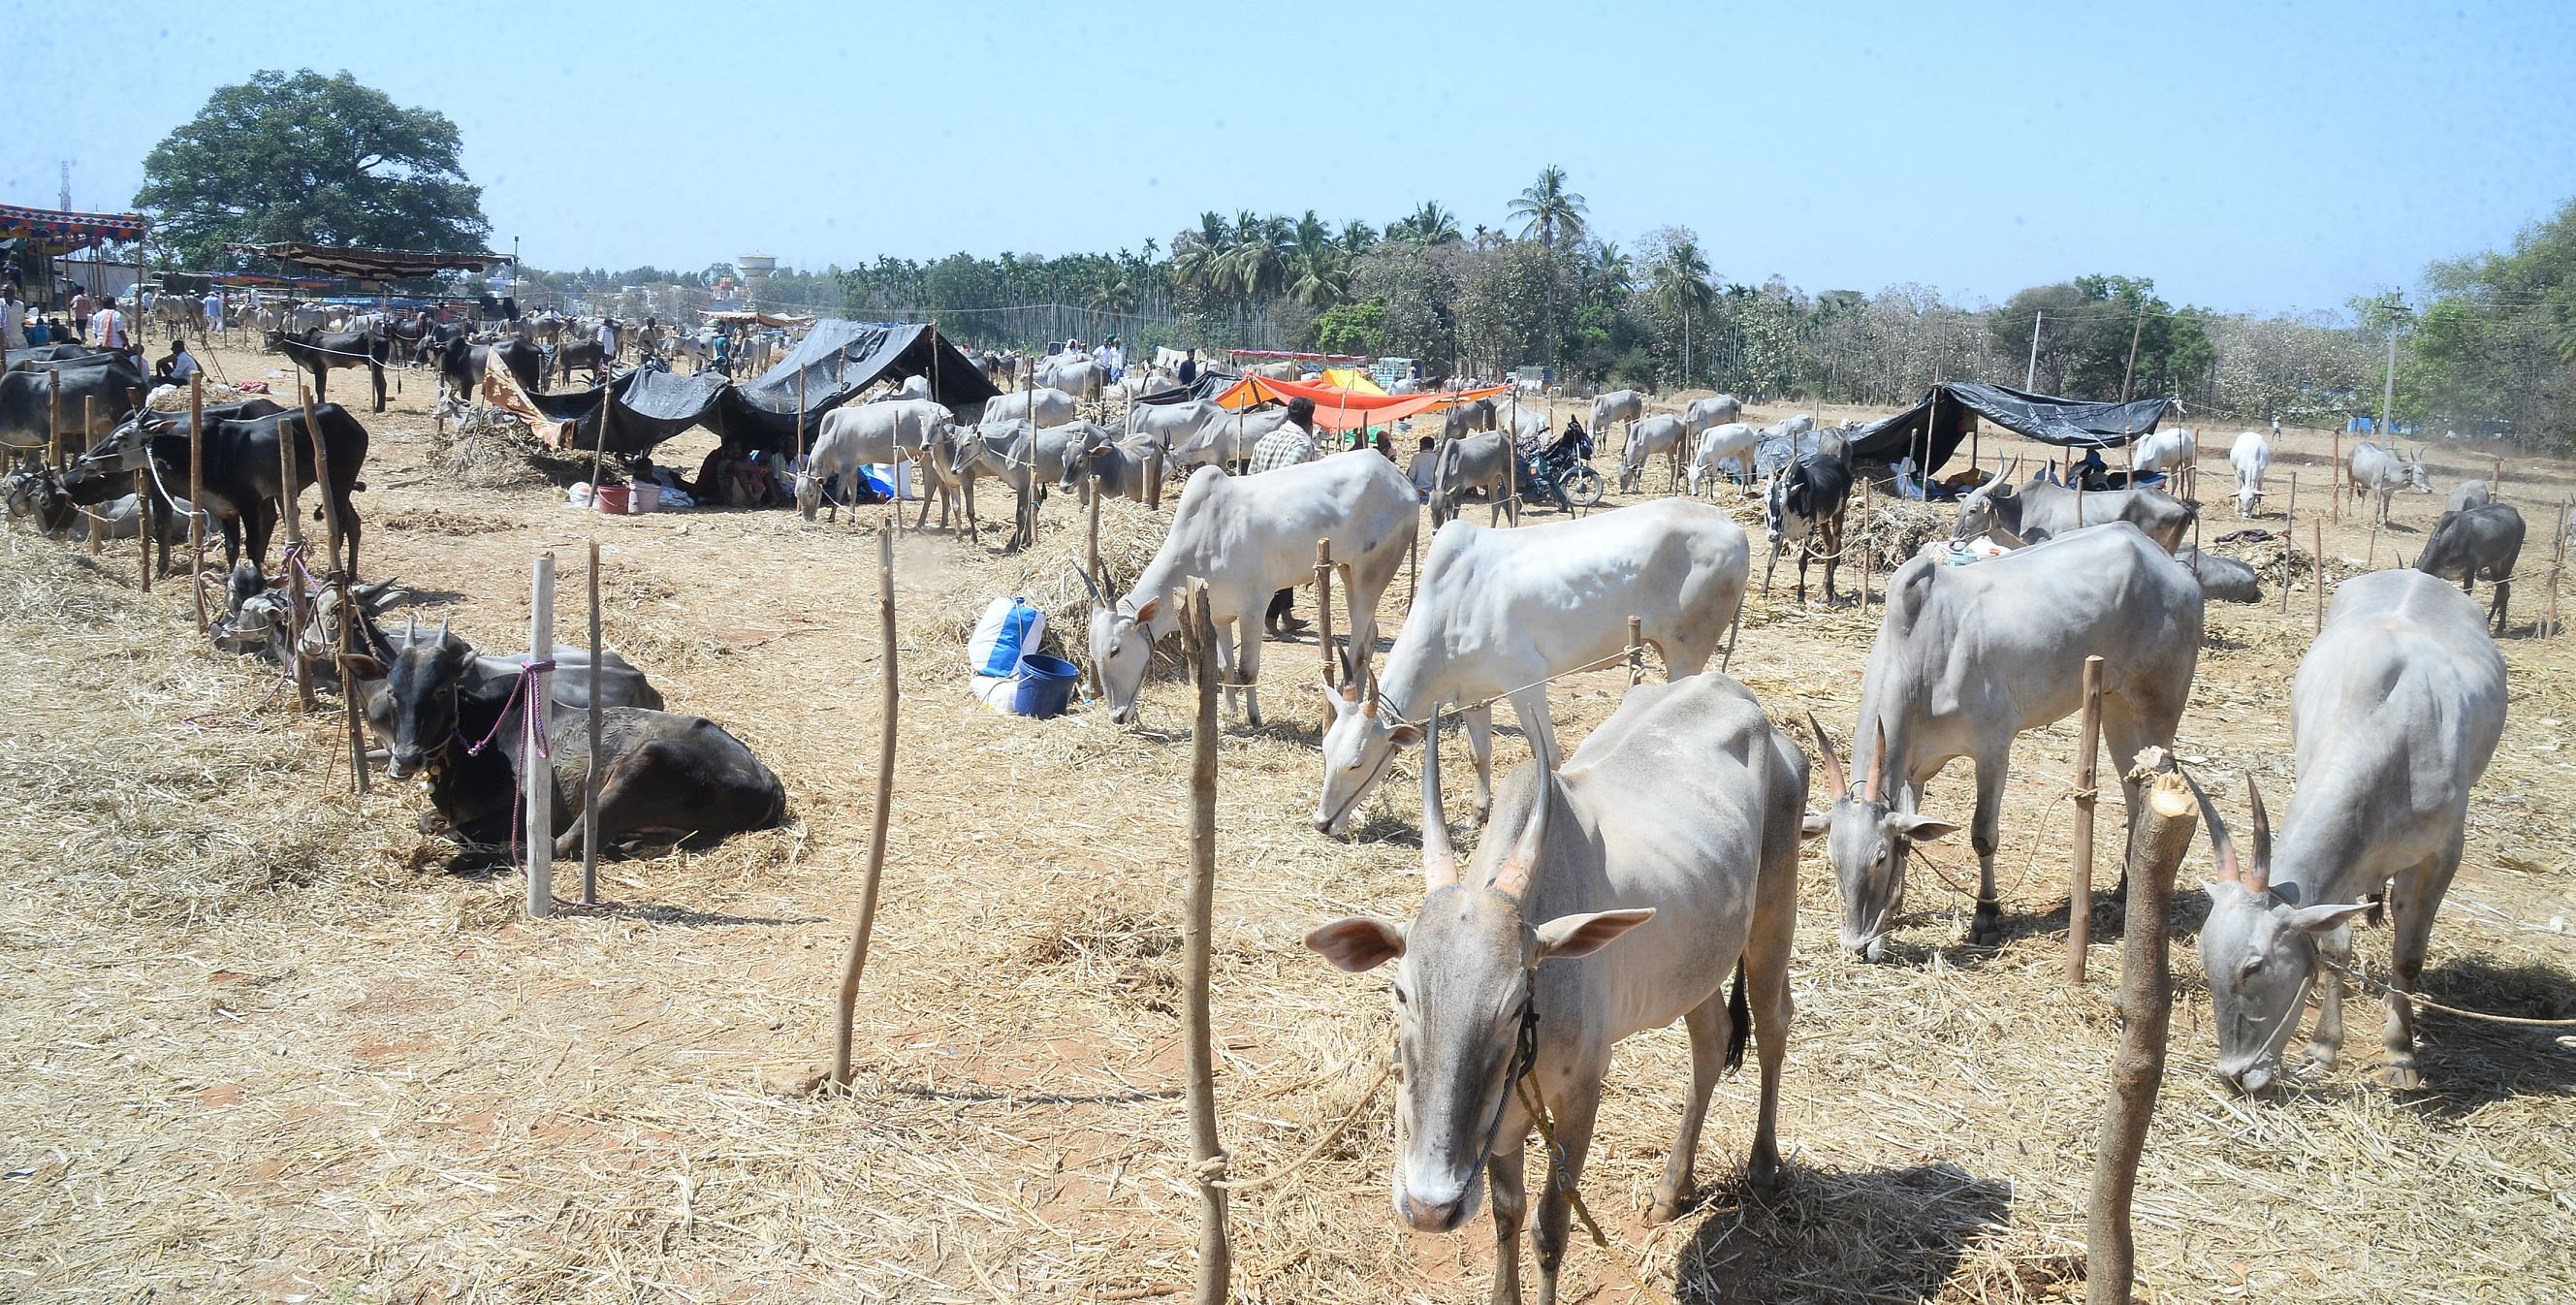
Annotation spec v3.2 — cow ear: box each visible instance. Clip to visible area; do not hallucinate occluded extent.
[1130,595,1160,625]
[1534,907,1656,961]
[1888,812,1959,843]
[2285,901,2373,935]
[1386,722,1421,748]
[1801,811,1829,839]
[1305,917,1406,973]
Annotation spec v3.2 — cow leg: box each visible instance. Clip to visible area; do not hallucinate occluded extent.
[371,363,386,413]
[2382,841,2461,1089]
[2491,578,2510,633]
[1463,704,1497,822]
[1742,806,1797,1194]
[1509,684,1561,774]
[2306,919,2352,1071]
[1761,539,1784,598]
[1820,515,1844,603]
[337,493,361,579]
[1485,1142,1527,1305]
[1528,1080,1599,1305]
[1796,539,1812,604]
[1651,992,1731,1223]
[1967,751,2009,945]
[1233,618,1263,727]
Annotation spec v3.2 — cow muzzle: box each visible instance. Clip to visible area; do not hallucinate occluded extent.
[386,748,426,781]
[2216,1059,2276,1097]
[1841,929,1891,963]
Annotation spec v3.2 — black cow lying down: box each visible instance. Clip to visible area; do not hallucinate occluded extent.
[374,636,783,857]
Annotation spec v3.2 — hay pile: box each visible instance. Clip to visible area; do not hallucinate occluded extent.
[144,381,253,412]
[1851,497,1954,572]
[426,404,579,489]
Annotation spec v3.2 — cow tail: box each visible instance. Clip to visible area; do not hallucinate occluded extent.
[1724,957,1751,1074]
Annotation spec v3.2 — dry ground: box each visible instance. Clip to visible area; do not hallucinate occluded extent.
[2,342,2572,1304]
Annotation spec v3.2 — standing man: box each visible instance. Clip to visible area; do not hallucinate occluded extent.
[69,288,92,341]
[596,315,620,365]
[2270,412,2282,439]
[1248,397,1321,635]
[1,288,25,351]
[91,295,129,353]
[1176,348,1198,387]
[1097,334,1124,380]
[204,288,224,338]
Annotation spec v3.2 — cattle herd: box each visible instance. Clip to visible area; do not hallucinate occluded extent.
[0,321,2560,1301]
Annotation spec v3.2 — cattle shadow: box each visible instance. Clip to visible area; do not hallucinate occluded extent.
[2381,954,2576,1111]
[1673,1160,2012,1305]
[579,901,827,929]
[384,587,469,610]
[888,1080,1183,1108]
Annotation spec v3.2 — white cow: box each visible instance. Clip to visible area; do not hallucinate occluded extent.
[2131,426,2197,477]
[1170,405,1293,471]
[978,386,1078,429]
[1314,498,1750,832]
[1037,358,1107,400]
[1682,393,1743,438]
[1591,388,1646,435]
[1090,452,1418,728]
[2228,430,2271,518]
[1125,398,1227,452]
[795,398,953,523]
[1686,422,1761,497]
[1616,413,1689,493]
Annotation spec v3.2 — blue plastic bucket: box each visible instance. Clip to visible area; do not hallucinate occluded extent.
[1011,653,1080,719]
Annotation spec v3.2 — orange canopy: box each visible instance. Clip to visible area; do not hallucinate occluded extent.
[1209,374,1509,432]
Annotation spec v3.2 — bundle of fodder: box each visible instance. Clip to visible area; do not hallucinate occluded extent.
[145,381,251,412]
[425,404,575,490]
[1849,496,1954,573]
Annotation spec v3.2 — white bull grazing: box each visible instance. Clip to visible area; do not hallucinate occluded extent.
[1306,671,1802,1304]
[1952,461,2197,554]
[1169,405,1290,471]
[977,386,1078,429]
[1037,358,1106,400]
[796,398,953,523]
[1814,523,2204,959]
[2347,440,2431,524]
[1090,452,1417,726]
[2228,430,2271,518]
[1615,413,1689,493]
[946,420,1063,549]
[1683,393,1743,438]
[2195,568,2504,1095]
[1315,499,1750,833]
[1686,422,1760,496]
[2132,425,2196,476]
[1590,388,1645,435]
[1125,398,1226,451]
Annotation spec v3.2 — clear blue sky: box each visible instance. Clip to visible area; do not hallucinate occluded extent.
[12,0,2571,314]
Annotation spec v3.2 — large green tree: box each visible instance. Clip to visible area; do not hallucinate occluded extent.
[1989,274,2211,400]
[138,69,491,269]
[1509,166,1587,366]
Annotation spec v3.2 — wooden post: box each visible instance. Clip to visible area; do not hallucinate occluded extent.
[276,403,315,712]
[2066,655,2104,983]
[796,368,808,466]
[1180,581,1230,1305]
[1627,615,1644,685]
[2285,470,2297,527]
[2313,519,2326,634]
[188,374,206,630]
[1085,483,1101,589]
[525,554,556,918]
[299,387,344,578]
[1856,498,1871,608]
[299,387,366,797]
[2367,507,2380,570]
[2331,430,2341,524]
[828,525,900,1089]
[80,397,98,557]
[2084,749,2201,1305]
[47,368,61,467]
[582,538,603,907]
[2280,484,2295,616]
[1315,539,1337,688]
[134,405,153,590]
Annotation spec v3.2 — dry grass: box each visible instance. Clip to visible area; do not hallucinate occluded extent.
[1,354,2571,1303]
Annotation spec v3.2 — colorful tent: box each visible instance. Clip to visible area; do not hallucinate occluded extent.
[1210,373,1509,432]
[0,203,144,251]
[1313,367,1386,396]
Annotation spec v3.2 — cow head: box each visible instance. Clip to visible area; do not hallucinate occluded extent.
[2192,775,2369,1095]
[1088,593,1161,725]
[1314,681,1420,835]
[1804,714,1957,961]
[381,626,472,781]
[63,412,172,498]
[2404,446,2433,493]
[793,462,828,521]
[1307,741,1651,1233]
[1949,459,2021,546]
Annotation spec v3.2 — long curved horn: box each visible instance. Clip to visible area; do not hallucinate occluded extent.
[2244,774,2274,892]
[1489,769,1550,903]
[1805,711,1848,799]
[2184,769,2242,886]
[1421,709,1459,890]
[1862,717,1889,805]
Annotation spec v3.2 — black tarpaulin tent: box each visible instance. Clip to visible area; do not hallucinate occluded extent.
[1847,382,2171,475]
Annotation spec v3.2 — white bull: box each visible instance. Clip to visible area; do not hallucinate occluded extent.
[1314,498,1750,832]
[1037,358,1107,400]
[1616,413,1689,493]
[796,398,953,524]
[1683,393,1743,438]
[979,386,1078,429]
[1686,422,1760,496]
[2228,430,2271,518]
[1089,452,1417,727]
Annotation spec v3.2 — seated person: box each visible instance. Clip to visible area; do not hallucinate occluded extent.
[154,336,200,383]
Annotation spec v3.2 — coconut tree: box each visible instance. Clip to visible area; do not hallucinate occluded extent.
[1651,237,1716,387]
[1509,166,1589,366]
[1390,201,1461,245]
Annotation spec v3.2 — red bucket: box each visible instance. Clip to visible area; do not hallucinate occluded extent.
[592,484,632,514]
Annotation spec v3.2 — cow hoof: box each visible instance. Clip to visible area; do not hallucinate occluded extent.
[2384,1064,2424,1091]
[1967,902,2004,946]
[1646,1195,1686,1225]
[2305,1042,2338,1071]
[1747,1149,1783,1195]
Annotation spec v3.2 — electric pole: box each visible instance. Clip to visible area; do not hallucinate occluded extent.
[2024,309,2043,390]
[2379,324,2399,440]
[58,161,70,210]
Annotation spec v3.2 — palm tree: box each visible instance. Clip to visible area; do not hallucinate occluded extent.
[1650,238,1716,387]
[1391,201,1460,245]
[1171,212,1228,301]
[1339,219,1378,256]
[1510,166,1589,367]
[1288,213,1350,308]
[1591,241,1634,305]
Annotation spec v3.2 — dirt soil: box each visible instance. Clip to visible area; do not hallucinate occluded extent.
[2,343,2571,1304]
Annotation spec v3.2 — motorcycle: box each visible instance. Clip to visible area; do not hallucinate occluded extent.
[1520,430,1606,510]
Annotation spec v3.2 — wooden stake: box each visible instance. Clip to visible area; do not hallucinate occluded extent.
[276,401,314,712]
[2067,655,2104,984]
[2285,470,2297,528]
[47,367,61,468]
[1181,581,1230,1305]
[189,373,206,630]
[81,397,98,557]
[298,388,366,797]
[525,553,556,917]
[828,525,900,1089]
[2083,749,2201,1305]
[134,401,152,590]
[2313,519,2326,635]
[1315,539,1337,689]
[582,538,603,907]
[2367,508,2380,570]
[2279,482,2294,616]
[1085,482,1101,590]
[2331,430,2341,524]
[1627,615,1644,685]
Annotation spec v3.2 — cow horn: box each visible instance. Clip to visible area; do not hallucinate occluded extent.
[1805,712,1849,800]
[2185,769,2242,887]
[1863,717,1889,805]
[1489,769,1551,904]
[2244,774,2274,892]
[1420,710,1459,890]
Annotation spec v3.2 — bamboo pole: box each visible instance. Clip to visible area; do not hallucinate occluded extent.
[133,392,152,591]
[525,554,557,917]
[1627,615,1644,685]
[276,402,315,711]
[1181,581,1230,1305]
[300,388,366,796]
[189,374,206,630]
[2066,655,2104,983]
[2313,519,2326,634]
[2280,480,2294,616]
[2331,430,2341,524]
[2367,507,2380,570]
[828,525,901,1089]
[582,538,603,907]
[2084,749,2200,1305]
[81,397,97,557]
[1315,539,1337,689]
[47,367,61,467]
[1085,482,1102,591]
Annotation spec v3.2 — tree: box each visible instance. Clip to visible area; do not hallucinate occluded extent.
[1388,202,1461,245]
[138,69,489,269]
[1988,275,2211,400]
[1648,236,1715,387]
[1509,166,1589,366]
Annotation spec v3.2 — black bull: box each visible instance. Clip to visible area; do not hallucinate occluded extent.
[66,401,368,577]
[0,357,152,454]
[269,326,392,412]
